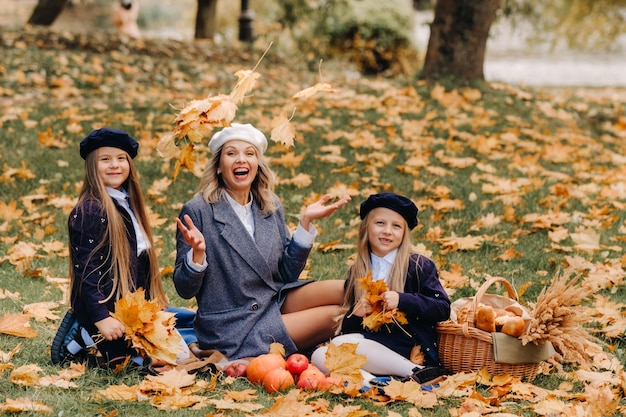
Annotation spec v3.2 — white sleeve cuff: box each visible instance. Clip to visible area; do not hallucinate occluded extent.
[186,249,207,272]
[292,222,317,248]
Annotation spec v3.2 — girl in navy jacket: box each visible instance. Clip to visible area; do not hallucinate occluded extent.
[312,193,451,385]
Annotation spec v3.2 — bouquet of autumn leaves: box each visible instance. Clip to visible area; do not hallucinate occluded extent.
[356,272,408,332]
[111,289,185,365]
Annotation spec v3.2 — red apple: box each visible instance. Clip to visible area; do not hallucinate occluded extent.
[319,376,342,390]
[223,361,248,378]
[296,365,325,390]
[285,353,309,376]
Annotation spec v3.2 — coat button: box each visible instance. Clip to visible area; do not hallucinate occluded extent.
[250,303,259,311]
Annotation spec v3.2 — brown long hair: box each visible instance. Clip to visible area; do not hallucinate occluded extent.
[69,150,167,307]
[197,146,279,213]
[342,211,415,310]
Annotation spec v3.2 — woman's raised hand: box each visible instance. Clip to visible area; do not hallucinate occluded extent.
[300,194,351,230]
[176,214,206,264]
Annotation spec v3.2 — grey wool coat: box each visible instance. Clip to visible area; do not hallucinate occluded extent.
[173,194,312,360]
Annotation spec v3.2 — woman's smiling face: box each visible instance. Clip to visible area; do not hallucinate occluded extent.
[219,140,259,195]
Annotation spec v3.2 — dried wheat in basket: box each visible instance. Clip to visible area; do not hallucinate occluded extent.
[437,277,541,380]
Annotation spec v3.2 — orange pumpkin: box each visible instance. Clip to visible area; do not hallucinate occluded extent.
[262,367,294,393]
[246,353,287,385]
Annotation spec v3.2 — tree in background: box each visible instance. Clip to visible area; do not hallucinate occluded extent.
[422,0,500,80]
[421,0,626,80]
[195,0,218,39]
[27,0,70,26]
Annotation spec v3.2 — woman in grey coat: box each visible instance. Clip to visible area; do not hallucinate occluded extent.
[173,123,350,360]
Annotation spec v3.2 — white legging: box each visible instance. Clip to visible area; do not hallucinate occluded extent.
[311,333,416,380]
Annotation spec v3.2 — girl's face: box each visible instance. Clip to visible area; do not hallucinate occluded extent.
[366,207,406,257]
[96,146,130,190]
[219,140,259,195]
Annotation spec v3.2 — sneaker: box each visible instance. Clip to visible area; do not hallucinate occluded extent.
[408,366,451,384]
[50,310,79,365]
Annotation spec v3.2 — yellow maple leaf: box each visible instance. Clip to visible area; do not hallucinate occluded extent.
[38,126,66,149]
[383,379,439,408]
[268,342,286,357]
[570,229,601,252]
[439,263,468,289]
[270,112,296,148]
[172,142,195,181]
[0,312,38,338]
[229,69,262,104]
[22,301,60,322]
[92,384,139,401]
[0,342,22,362]
[357,273,408,332]
[292,82,335,99]
[112,289,185,365]
[437,234,484,252]
[10,364,42,386]
[156,132,179,159]
[324,342,367,386]
[0,200,23,221]
[0,398,52,413]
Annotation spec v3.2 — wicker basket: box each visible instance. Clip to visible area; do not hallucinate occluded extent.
[437,277,541,380]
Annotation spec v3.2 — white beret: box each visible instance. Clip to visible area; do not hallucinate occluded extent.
[208,123,268,154]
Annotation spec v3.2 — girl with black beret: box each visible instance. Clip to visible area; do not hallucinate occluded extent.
[51,128,189,370]
[312,192,452,386]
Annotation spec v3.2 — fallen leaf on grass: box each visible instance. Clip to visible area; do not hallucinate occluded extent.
[0,397,52,414]
[383,379,438,407]
[0,342,22,362]
[208,398,265,413]
[10,364,42,386]
[0,312,38,338]
[23,301,60,322]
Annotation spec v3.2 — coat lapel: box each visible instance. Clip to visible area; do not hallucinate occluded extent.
[212,198,276,287]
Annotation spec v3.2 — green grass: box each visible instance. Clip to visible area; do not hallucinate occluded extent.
[1,27,626,416]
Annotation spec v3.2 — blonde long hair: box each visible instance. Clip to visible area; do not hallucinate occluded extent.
[197,146,279,213]
[69,151,167,307]
[342,212,415,310]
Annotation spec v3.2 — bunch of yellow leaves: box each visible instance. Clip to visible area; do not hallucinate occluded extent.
[111,289,185,365]
[357,272,408,332]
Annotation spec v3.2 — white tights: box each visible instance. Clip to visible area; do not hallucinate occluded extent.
[311,333,416,381]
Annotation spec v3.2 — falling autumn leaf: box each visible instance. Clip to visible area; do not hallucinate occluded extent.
[230,69,262,104]
[292,82,335,99]
[270,112,296,148]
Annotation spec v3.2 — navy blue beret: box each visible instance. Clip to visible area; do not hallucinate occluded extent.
[360,193,419,230]
[79,128,139,160]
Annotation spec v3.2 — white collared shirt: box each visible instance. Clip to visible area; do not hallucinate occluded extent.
[370,249,397,283]
[225,192,255,237]
[107,187,149,255]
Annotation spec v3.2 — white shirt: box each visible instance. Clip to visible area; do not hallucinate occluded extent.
[370,249,397,283]
[107,187,149,255]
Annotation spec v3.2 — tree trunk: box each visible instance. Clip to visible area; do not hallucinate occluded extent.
[27,0,70,26]
[195,0,218,39]
[422,0,501,80]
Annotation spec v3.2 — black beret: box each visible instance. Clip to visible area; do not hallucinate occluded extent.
[79,128,139,160]
[360,193,419,230]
